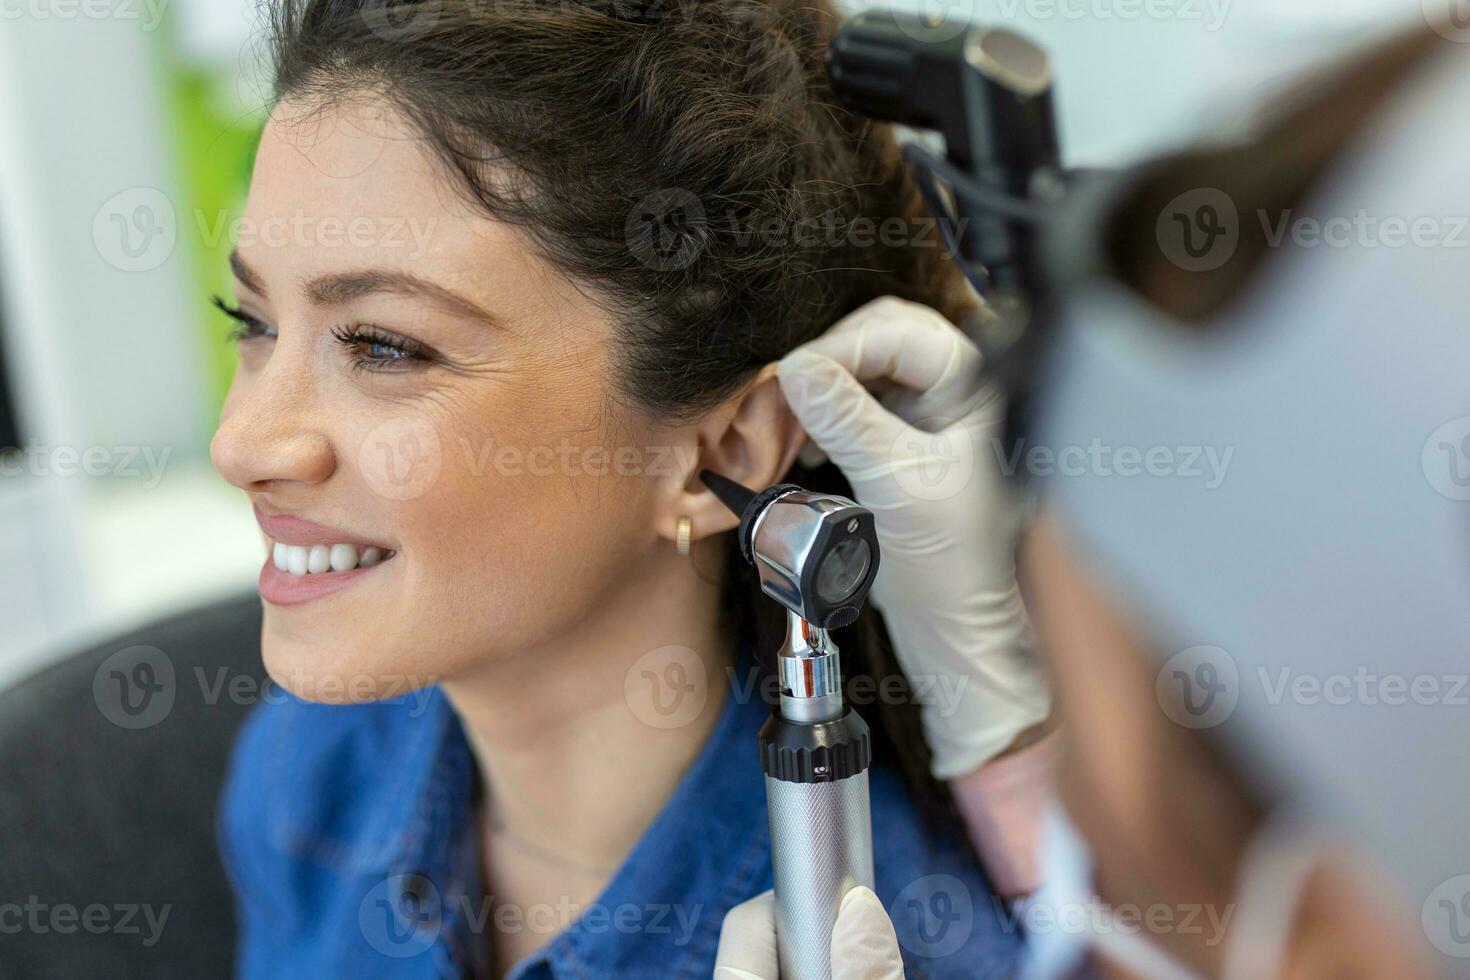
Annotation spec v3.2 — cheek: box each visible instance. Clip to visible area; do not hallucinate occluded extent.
[362,381,665,661]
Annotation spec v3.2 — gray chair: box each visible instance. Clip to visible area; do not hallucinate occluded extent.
[0,594,265,978]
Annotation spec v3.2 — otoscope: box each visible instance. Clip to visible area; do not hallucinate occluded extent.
[701,469,880,980]
[827,10,1078,437]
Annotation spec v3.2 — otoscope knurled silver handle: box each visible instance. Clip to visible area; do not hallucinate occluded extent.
[766,771,875,980]
[760,705,875,980]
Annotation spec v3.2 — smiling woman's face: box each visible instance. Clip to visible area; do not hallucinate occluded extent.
[211,97,680,698]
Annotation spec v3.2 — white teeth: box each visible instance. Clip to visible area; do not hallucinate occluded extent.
[307,545,331,574]
[329,543,359,572]
[286,546,308,576]
[269,540,391,576]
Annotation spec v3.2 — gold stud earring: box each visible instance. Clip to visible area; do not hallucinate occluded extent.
[676,516,693,557]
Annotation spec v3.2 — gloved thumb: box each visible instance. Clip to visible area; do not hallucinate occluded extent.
[831,886,906,980]
[778,349,909,476]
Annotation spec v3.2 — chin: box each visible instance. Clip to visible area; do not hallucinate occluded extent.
[258,618,441,705]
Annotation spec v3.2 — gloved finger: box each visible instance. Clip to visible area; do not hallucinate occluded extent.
[791,296,983,425]
[777,350,912,479]
[831,886,906,980]
[714,891,779,980]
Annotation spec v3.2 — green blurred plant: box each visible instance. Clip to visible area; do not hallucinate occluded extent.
[157,23,267,415]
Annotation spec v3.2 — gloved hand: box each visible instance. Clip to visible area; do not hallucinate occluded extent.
[713,887,905,980]
[777,296,1051,779]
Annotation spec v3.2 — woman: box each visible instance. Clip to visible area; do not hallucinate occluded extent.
[212,1,1048,976]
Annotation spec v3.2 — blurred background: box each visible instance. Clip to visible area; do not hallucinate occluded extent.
[0,0,1425,689]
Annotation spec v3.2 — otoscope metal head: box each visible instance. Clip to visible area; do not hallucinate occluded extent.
[700,470,880,631]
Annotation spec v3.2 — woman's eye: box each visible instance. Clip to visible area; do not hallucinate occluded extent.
[211,295,434,373]
[212,295,275,345]
[330,324,435,372]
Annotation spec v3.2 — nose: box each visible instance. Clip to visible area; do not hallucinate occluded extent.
[211,369,336,493]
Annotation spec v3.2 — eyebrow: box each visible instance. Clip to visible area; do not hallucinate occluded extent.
[228,248,506,331]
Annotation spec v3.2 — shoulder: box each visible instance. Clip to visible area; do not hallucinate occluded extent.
[868,764,1025,979]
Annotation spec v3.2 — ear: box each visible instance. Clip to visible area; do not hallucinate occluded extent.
[656,364,807,546]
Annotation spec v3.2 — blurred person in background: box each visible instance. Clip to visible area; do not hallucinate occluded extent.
[1013,19,1469,980]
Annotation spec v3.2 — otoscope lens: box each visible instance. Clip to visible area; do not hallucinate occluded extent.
[815,536,872,604]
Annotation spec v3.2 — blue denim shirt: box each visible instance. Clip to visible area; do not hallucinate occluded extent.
[219,671,1024,979]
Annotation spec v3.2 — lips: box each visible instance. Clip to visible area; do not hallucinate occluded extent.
[253,505,397,606]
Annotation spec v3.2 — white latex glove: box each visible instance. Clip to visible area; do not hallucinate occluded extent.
[713,887,905,980]
[777,296,1051,779]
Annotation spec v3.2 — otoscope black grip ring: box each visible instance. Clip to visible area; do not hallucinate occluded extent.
[738,483,802,564]
[759,707,872,784]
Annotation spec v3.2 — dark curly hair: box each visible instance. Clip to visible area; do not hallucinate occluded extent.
[265,0,981,828]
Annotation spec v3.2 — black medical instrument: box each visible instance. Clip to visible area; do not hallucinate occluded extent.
[827,9,1086,449]
[702,469,879,980]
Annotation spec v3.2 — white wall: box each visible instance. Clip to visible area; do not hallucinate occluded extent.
[0,2,260,688]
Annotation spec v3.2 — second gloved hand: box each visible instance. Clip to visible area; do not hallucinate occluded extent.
[777,296,1051,779]
[713,887,905,980]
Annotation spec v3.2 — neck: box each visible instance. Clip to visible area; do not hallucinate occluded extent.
[441,541,733,881]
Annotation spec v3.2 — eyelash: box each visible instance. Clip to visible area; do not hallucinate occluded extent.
[328,323,434,372]
[212,295,436,373]
[213,295,272,344]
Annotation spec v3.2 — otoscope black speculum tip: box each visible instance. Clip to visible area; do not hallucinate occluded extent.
[700,470,803,565]
[699,469,756,518]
